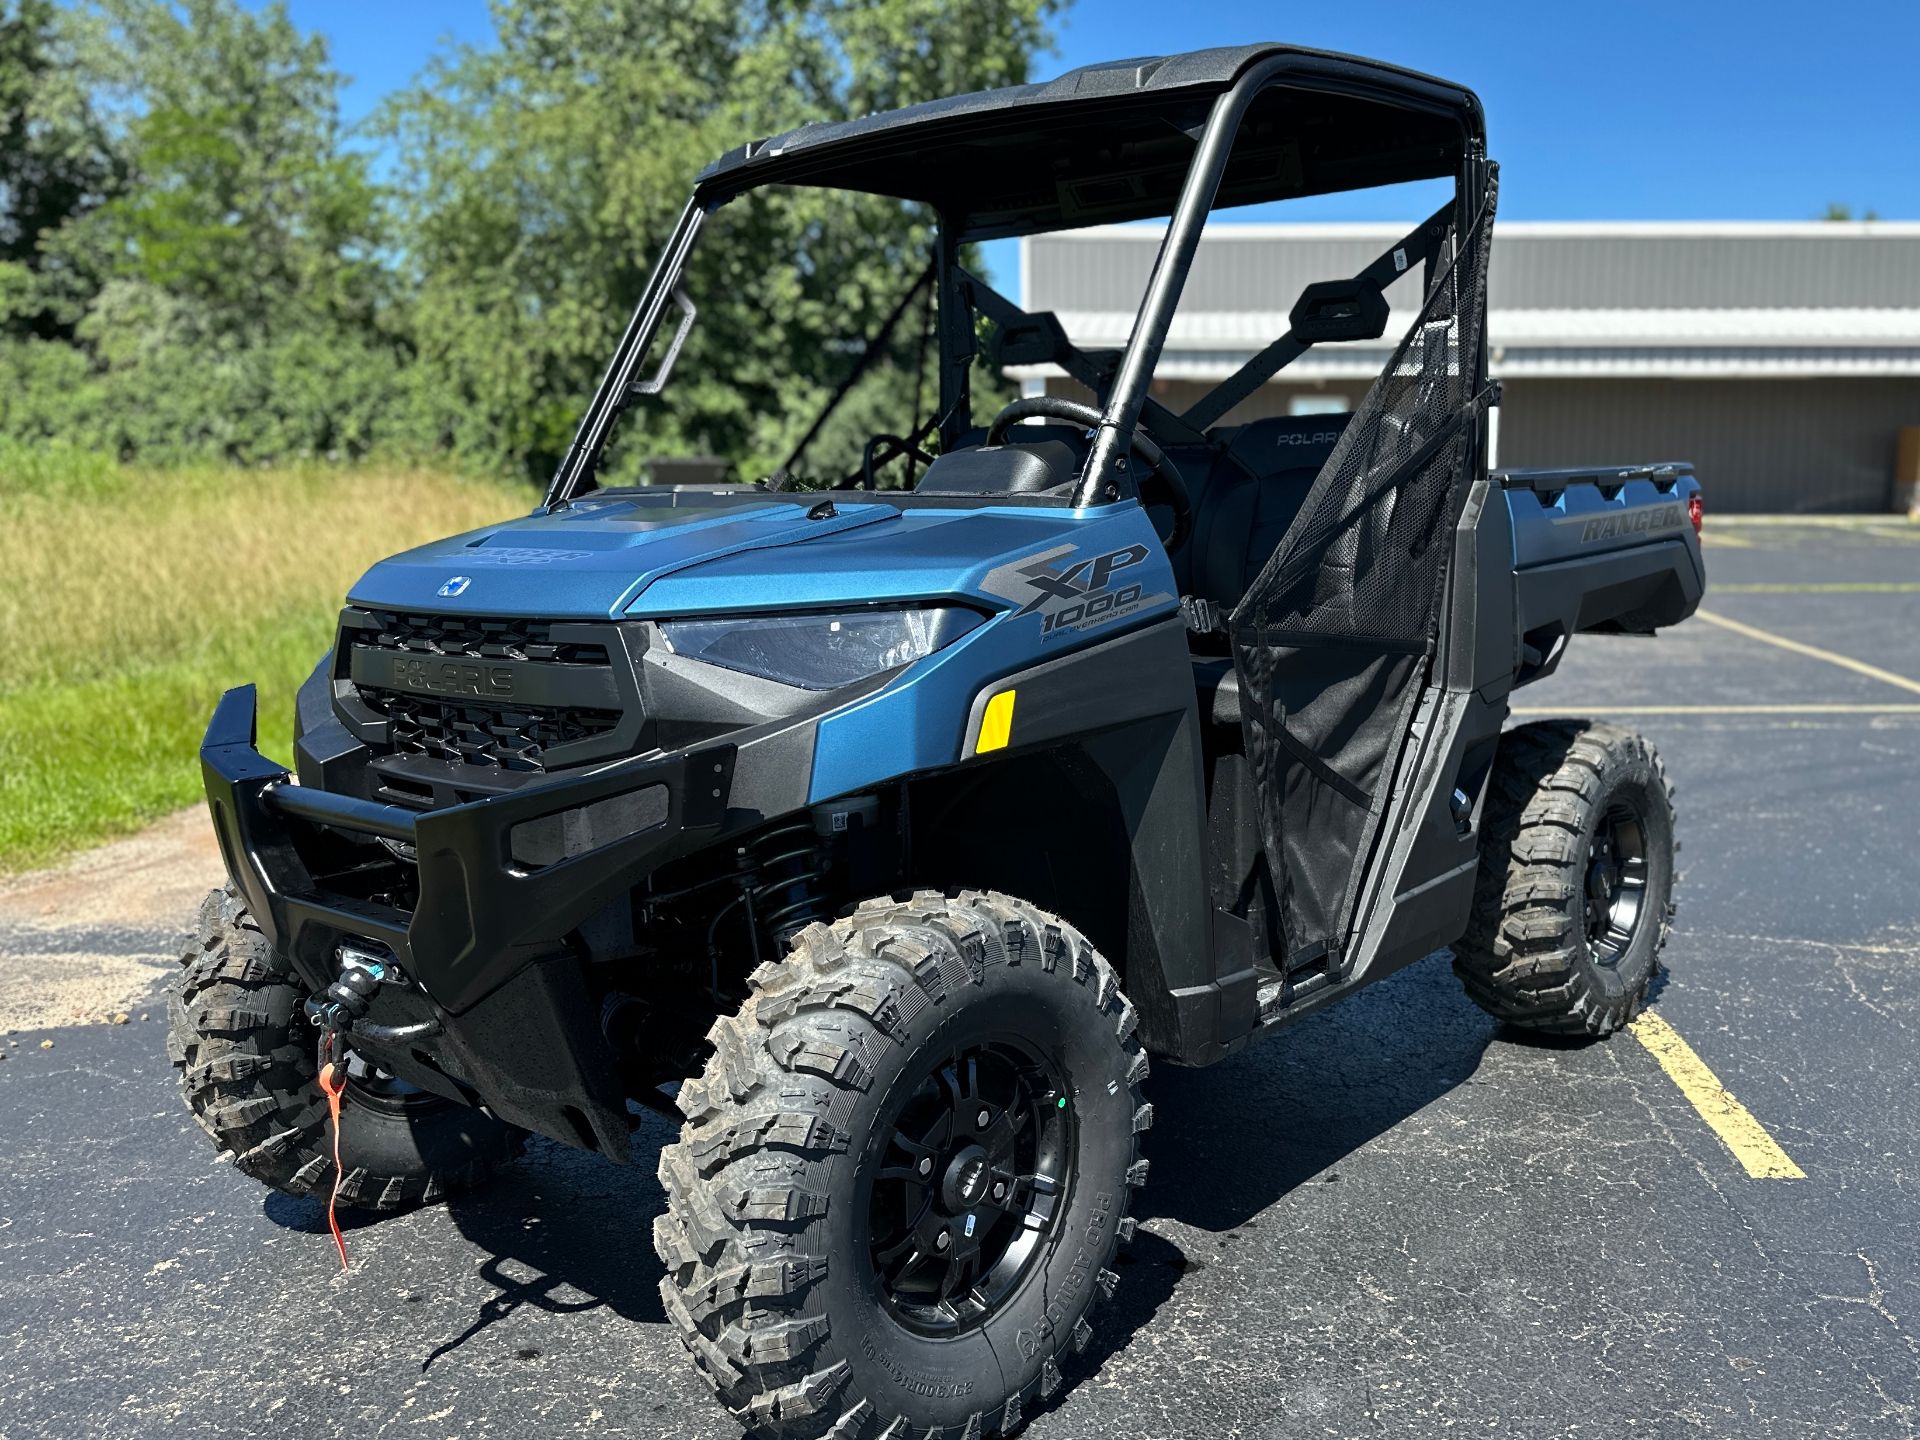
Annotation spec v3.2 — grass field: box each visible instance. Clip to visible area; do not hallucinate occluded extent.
[0,447,529,872]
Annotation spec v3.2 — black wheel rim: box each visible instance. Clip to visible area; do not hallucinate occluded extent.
[866,1040,1073,1336]
[1585,795,1650,967]
[339,1048,445,1116]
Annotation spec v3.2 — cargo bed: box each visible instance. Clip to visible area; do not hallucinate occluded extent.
[1497,462,1705,686]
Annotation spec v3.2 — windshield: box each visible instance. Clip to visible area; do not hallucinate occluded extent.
[572,186,1014,497]
[544,71,1475,513]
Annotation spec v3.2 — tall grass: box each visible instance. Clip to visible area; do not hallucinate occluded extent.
[0,449,529,871]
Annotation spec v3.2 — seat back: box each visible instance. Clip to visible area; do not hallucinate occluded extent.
[1175,412,1352,608]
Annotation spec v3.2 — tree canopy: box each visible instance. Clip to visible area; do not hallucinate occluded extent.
[0,0,1060,481]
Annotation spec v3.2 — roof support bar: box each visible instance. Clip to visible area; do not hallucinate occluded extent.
[934,222,977,453]
[1077,89,1243,507]
[1071,56,1479,508]
[959,268,1206,445]
[1178,204,1452,433]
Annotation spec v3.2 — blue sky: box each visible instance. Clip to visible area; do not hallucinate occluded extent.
[282,0,1919,222]
[1040,0,1920,223]
[262,0,1919,289]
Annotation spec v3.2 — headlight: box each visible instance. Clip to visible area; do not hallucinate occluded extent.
[658,606,982,690]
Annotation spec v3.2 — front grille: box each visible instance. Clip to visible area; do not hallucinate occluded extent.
[376,694,623,770]
[339,608,632,773]
[349,610,611,667]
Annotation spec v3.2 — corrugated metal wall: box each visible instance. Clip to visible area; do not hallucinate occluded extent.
[1489,231,1920,310]
[1028,226,1920,512]
[1027,225,1920,313]
[1056,376,1920,512]
[1030,231,1428,313]
[1498,378,1920,513]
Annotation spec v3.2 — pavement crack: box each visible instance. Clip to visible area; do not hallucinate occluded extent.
[1811,1251,1920,1359]
[1606,1039,1772,1262]
[1708,927,1920,1031]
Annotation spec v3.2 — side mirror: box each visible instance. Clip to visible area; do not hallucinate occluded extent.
[1289,278,1389,344]
[987,310,1072,368]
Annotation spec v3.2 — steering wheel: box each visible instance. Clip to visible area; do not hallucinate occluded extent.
[985,396,1191,551]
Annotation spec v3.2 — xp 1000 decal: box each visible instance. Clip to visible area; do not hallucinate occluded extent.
[982,541,1175,641]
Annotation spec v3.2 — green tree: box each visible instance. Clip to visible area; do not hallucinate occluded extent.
[0,0,121,341]
[64,0,387,340]
[383,0,1059,484]
[0,0,406,462]
[0,0,1060,475]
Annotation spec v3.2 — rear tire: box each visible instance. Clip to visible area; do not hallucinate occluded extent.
[1453,720,1676,1036]
[167,887,524,1209]
[654,890,1151,1439]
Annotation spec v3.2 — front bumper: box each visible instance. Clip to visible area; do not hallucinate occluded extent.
[201,684,747,1158]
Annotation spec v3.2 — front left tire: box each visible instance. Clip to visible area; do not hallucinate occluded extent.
[655,890,1151,1438]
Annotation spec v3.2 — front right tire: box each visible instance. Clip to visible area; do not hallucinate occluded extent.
[167,887,523,1209]
[655,891,1151,1439]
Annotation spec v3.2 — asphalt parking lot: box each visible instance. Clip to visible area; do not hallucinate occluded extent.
[3,519,1918,1440]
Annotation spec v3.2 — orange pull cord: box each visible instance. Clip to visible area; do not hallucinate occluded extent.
[317,1049,350,1272]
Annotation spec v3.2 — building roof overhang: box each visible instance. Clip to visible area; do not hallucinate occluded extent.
[1017,221,1920,381]
[1006,308,1920,382]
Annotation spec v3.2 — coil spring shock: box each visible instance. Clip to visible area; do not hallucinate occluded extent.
[705,820,834,993]
[744,819,835,947]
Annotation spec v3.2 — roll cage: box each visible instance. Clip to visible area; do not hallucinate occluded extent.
[541,43,1490,512]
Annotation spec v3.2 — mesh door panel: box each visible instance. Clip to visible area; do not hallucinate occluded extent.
[1228,176,1497,977]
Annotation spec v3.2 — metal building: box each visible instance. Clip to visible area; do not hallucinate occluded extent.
[1014,222,1920,512]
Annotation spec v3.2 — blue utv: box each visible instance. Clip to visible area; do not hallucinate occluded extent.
[172,43,1705,1439]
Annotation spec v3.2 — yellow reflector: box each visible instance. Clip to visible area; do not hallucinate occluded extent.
[976,689,1016,753]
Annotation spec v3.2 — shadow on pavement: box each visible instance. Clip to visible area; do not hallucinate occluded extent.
[427,1140,672,1366]
[415,1121,1187,1391]
[1136,954,1500,1235]
[261,957,1498,1382]
[266,1131,673,1367]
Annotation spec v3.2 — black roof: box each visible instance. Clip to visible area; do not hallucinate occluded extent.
[696,45,1484,239]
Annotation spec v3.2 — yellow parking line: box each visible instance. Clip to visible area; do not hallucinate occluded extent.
[1695,609,1920,698]
[1511,704,1920,716]
[1709,515,1917,529]
[1714,583,1920,593]
[1628,1012,1806,1180]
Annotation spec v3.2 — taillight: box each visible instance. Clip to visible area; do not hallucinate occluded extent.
[1687,494,1704,534]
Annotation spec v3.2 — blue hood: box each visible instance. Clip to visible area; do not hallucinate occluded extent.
[345,492,1096,620]
[348,495,890,618]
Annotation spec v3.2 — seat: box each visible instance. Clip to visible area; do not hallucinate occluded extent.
[913,425,1088,496]
[1174,412,1352,609]
[1179,413,1351,725]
